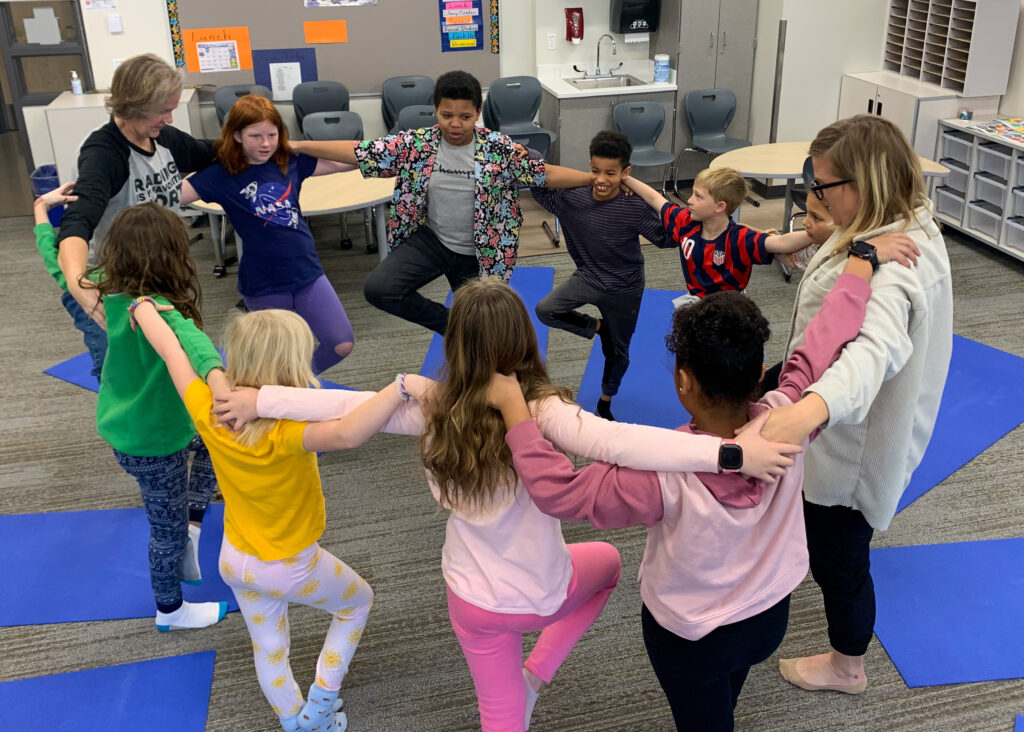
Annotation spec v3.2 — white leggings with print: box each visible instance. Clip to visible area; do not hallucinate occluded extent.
[219,537,374,720]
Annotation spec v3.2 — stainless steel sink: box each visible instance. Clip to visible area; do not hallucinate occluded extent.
[565,74,647,90]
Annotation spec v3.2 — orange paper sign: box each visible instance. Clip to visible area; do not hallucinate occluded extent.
[304,20,348,44]
[183,27,253,72]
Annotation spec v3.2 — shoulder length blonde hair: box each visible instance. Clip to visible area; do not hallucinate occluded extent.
[809,114,926,252]
[106,53,183,120]
[225,309,318,447]
[421,278,572,511]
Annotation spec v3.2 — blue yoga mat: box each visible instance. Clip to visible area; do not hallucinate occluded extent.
[872,538,1024,687]
[420,266,555,378]
[1017,715,1024,732]
[576,288,690,429]
[0,503,238,627]
[896,335,1024,512]
[0,651,215,731]
[45,351,350,393]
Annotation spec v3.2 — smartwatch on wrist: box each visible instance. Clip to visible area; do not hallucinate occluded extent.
[718,439,743,472]
[847,240,879,271]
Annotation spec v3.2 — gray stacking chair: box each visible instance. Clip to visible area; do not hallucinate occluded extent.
[486,76,557,152]
[394,105,437,132]
[293,81,350,136]
[676,89,758,205]
[301,111,366,251]
[214,84,272,126]
[612,101,676,195]
[382,75,434,134]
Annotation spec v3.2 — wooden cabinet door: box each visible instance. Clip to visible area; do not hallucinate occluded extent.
[714,0,759,141]
[838,76,879,120]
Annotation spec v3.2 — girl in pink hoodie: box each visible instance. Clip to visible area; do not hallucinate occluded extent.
[489,232,918,731]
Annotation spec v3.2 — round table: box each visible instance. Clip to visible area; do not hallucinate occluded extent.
[709,141,950,229]
[188,170,396,275]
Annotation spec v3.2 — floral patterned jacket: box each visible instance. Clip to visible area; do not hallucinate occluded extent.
[354,125,546,281]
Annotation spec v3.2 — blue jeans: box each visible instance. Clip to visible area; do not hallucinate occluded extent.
[60,290,107,379]
[112,435,217,612]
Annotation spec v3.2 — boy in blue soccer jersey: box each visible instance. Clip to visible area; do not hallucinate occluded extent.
[624,168,813,306]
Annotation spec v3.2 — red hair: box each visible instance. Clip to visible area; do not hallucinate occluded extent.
[215,95,291,176]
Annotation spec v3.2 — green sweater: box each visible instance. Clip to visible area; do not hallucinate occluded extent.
[35,223,67,291]
[96,293,223,456]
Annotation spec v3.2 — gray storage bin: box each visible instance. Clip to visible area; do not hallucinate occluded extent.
[973,172,1007,209]
[966,200,1002,241]
[934,185,965,221]
[1005,216,1024,252]
[975,142,1012,181]
[941,130,973,165]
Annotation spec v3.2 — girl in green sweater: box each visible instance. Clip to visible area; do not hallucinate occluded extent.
[81,203,229,631]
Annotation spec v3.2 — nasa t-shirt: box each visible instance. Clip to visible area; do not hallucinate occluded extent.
[189,153,322,296]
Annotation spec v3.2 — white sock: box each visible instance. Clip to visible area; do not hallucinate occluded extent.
[155,600,226,631]
[523,668,540,731]
[181,524,202,584]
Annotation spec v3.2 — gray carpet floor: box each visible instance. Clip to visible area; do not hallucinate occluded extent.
[1,208,1023,732]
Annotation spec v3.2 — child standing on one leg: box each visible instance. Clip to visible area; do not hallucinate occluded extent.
[181,95,357,375]
[532,131,672,421]
[134,302,430,732]
[79,203,227,631]
[625,168,814,307]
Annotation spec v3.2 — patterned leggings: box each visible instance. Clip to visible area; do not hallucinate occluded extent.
[219,538,374,720]
[112,435,217,611]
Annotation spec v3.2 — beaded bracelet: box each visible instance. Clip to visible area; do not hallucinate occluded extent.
[127,296,157,328]
[395,372,410,402]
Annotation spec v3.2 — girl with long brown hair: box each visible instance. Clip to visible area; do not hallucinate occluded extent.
[180,94,357,375]
[212,277,799,731]
[80,202,228,632]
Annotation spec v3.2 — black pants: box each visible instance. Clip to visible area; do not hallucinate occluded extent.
[363,226,479,334]
[803,499,876,656]
[642,596,791,732]
[760,360,783,396]
[534,273,642,397]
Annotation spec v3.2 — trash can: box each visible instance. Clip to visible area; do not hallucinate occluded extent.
[30,165,64,226]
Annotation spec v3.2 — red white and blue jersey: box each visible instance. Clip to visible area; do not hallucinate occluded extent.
[660,202,772,298]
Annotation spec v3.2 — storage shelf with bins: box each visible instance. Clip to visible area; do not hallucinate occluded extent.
[882,0,1019,97]
[933,119,1024,262]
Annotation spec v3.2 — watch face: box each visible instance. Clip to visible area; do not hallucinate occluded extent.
[720,444,743,471]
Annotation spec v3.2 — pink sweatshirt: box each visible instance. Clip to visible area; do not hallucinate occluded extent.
[506,274,871,639]
[255,386,726,617]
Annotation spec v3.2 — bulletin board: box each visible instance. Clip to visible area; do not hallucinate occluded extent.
[165,0,501,95]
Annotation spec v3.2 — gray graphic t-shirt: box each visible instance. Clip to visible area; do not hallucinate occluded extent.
[427,138,476,256]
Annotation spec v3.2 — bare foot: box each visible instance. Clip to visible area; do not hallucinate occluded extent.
[779,651,867,694]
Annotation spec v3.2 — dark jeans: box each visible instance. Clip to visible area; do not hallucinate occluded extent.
[535,273,642,397]
[60,289,108,379]
[642,596,791,732]
[760,360,783,396]
[803,499,876,656]
[363,227,479,335]
[112,435,217,613]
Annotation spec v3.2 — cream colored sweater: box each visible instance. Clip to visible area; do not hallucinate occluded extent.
[784,202,953,530]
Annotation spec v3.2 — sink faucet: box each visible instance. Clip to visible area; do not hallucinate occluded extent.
[596,34,617,77]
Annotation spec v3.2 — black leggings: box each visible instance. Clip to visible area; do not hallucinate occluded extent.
[642,596,791,732]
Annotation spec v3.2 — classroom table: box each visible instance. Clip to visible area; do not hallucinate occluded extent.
[187,170,396,276]
[709,141,950,231]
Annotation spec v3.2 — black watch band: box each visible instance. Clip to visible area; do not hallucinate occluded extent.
[847,240,879,271]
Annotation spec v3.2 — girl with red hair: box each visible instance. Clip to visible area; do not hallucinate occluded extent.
[182,95,357,375]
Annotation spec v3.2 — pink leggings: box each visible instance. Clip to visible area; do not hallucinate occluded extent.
[447,542,622,732]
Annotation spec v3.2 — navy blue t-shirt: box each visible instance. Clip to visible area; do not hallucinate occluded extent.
[189,153,321,297]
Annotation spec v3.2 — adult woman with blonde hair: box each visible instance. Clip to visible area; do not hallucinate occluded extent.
[181,95,357,374]
[762,114,952,694]
[56,52,215,377]
[212,277,799,731]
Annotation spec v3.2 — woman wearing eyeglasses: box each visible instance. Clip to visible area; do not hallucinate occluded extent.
[762,114,952,695]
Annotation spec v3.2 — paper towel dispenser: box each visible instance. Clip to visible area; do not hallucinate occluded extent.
[610,0,661,34]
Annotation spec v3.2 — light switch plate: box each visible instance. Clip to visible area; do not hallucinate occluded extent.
[547,33,557,50]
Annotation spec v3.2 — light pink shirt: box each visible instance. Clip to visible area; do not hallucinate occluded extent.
[255,386,724,616]
[507,274,871,638]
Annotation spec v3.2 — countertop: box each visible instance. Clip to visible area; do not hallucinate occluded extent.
[537,61,677,100]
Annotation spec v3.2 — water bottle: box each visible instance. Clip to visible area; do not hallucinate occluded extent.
[70,70,83,95]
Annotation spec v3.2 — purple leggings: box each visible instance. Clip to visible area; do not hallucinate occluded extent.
[243,275,354,374]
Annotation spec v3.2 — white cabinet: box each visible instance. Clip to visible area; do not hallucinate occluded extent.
[931,118,1024,264]
[884,0,1019,97]
[651,0,758,179]
[837,71,998,158]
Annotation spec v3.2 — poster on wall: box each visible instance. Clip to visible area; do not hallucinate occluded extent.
[304,0,376,6]
[253,48,318,102]
[183,27,253,73]
[82,0,118,9]
[196,41,239,72]
[439,0,483,52]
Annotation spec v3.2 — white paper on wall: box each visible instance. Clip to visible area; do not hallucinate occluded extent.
[269,62,303,101]
[83,0,119,9]
[23,8,61,45]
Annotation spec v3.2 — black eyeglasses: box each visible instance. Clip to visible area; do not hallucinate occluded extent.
[809,179,853,200]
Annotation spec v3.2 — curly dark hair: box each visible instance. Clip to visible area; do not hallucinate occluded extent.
[589,130,631,169]
[666,292,770,406]
[434,70,482,110]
